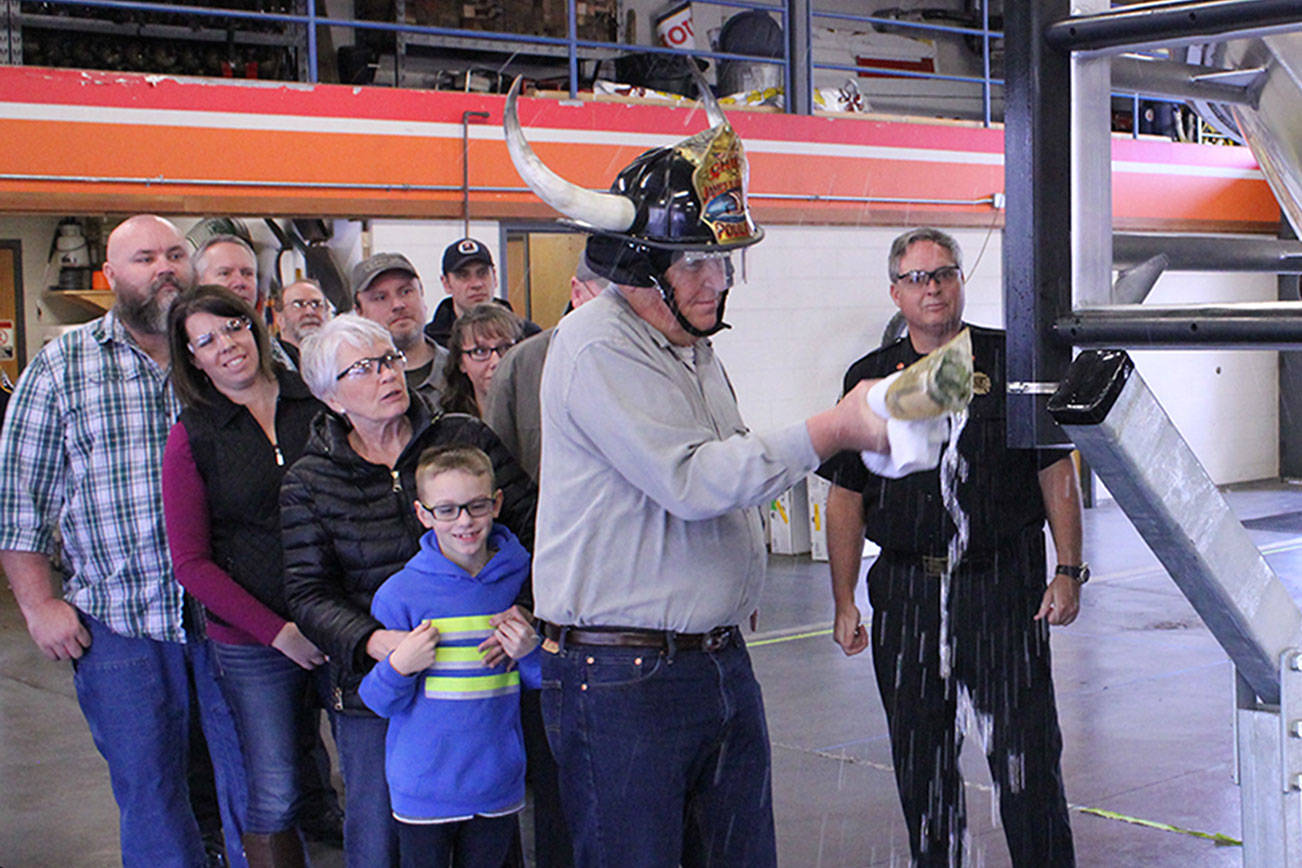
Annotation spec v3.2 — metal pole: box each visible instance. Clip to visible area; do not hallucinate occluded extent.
[306,0,318,84]
[461,110,489,237]
[1113,233,1302,271]
[981,0,991,127]
[567,0,578,99]
[1044,0,1302,55]
[1003,0,1074,447]
[1073,0,1113,308]
[786,0,811,115]
[1057,302,1302,348]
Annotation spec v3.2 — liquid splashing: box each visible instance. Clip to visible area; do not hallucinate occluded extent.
[937,407,970,680]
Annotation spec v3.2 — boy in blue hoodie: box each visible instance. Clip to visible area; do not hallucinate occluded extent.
[359,444,540,867]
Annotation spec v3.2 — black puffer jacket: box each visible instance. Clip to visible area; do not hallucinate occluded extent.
[281,394,537,713]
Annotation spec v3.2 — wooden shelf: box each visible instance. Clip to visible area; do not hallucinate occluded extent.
[43,289,114,319]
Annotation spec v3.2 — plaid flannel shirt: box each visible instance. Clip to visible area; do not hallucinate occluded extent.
[0,310,186,641]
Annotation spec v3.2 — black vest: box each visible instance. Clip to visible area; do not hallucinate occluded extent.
[178,366,324,623]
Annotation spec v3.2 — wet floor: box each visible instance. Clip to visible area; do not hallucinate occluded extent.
[5,481,1300,866]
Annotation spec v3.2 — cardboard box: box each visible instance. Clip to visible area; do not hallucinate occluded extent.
[768,478,811,555]
[524,0,615,40]
[806,473,830,562]
[403,0,458,27]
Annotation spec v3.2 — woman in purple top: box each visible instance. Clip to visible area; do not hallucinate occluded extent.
[161,285,328,868]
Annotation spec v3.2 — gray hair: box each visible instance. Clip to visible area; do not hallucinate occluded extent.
[274,277,334,315]
[299,313,396,402]
[887,228,963,281]
[193,233,262,299]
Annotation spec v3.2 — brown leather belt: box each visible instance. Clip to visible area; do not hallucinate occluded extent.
[540,621,740,653]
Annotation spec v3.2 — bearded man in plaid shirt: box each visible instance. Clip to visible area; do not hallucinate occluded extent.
[0,215,247,867]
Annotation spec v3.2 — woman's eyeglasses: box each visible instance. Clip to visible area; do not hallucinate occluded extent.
[462,342,515,362]
[188,316,252,352]
[335,350,408,381]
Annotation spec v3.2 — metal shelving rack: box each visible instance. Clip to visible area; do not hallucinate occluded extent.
[389,0,612,90]
[6,0,309,80]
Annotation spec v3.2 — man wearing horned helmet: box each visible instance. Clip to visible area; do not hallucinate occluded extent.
[503,78,896,866]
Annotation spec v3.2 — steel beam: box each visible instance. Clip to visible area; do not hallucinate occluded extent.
[1111,56,1263,106]
[1045,0,1302,56]
[786,0,811,115]
[1057,302,1302,348]
[1003,0,1073,447]
[1049,349,1302,704]
[1114,233,1302,272]
[1074,0,1113,308]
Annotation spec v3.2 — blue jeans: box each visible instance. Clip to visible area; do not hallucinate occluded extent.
[540,636,777,868]
[335,712,400,868]
[73,613,248,868]
[213,641,333,834]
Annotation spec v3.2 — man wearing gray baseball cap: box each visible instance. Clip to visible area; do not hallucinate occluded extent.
[351,253,449,405]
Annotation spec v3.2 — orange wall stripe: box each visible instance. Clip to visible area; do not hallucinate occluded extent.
[0,66,1280,231]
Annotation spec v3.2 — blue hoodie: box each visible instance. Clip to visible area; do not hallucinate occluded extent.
[359,523,540,821]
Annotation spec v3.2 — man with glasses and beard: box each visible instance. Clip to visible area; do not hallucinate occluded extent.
[0,214,248,867]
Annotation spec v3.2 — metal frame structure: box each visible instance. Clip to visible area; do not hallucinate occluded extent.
[1,0,1207,132]
[1008,2,1302,862]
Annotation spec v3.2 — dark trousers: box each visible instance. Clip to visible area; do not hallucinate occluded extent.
[869,527,1075,867]
[521,689,573,867]
[397,815,518,868]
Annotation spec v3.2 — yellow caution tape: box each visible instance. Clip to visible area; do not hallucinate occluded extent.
[749,628,832,647]
[1074,807,1240,846]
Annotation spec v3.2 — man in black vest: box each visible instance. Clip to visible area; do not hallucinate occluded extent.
[818,227,1084,867]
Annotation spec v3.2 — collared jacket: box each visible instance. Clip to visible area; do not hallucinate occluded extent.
[281,392,536,713]
[424,297,542,348]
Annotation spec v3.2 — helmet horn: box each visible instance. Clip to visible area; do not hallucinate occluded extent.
[687,62,728,129]
[504,77,637,233]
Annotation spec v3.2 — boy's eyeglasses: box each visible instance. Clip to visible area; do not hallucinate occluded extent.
[188,316,252,352]
[420,497,495,521]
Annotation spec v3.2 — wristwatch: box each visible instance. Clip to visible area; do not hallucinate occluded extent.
[1055,563,1090,585]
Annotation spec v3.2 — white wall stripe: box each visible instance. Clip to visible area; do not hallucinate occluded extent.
[0,101,1264,180]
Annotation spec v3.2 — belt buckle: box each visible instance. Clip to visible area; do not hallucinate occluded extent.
[921,554,949,576]
[702,628,729,652]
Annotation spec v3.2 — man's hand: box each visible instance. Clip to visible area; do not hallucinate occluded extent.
[387,621,439,676]
[481,606,532,667]
[366,628,411,663]
[833,601,869,656]
[23,597,91,661]
[271,621,327,670]
[1034,574,1081,626]
[806,379,889,460]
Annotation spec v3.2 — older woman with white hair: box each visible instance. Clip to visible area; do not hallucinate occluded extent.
[281,313,536,867]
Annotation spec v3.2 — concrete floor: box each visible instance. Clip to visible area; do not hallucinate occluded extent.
[5,482,1302,866]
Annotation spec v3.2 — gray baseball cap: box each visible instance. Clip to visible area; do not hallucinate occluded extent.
[351,252,419,298]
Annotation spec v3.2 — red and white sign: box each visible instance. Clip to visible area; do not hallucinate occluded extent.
[656,2,695,49]
[0,319,13,361]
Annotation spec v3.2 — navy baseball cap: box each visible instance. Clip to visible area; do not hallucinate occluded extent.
[442,238,494,274]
